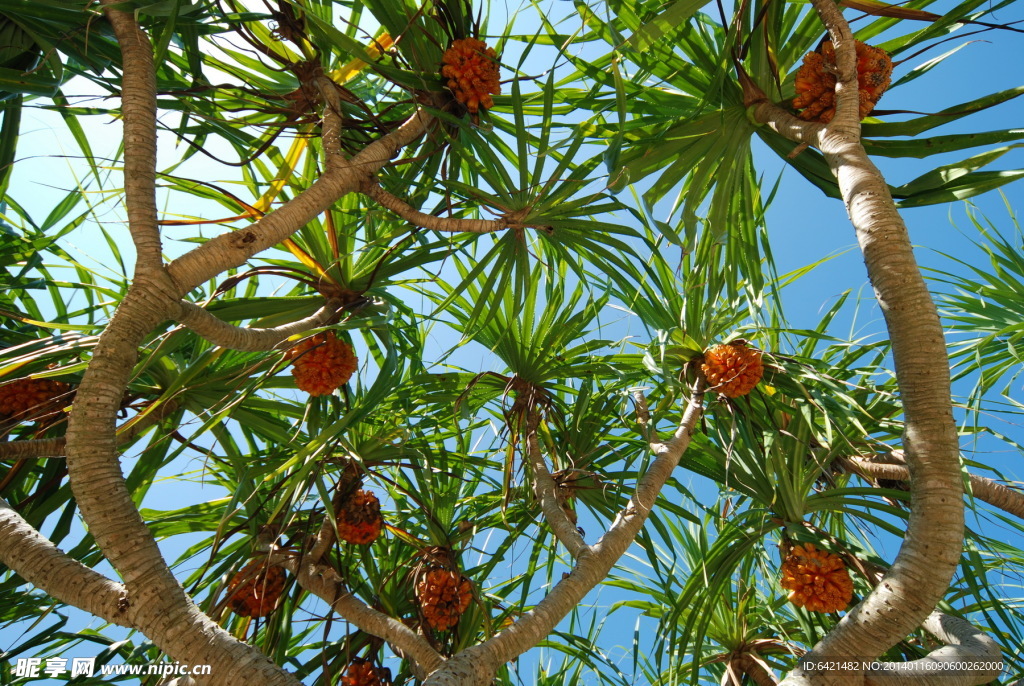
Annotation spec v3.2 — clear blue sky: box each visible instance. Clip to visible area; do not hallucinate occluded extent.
[3,0,1024,682]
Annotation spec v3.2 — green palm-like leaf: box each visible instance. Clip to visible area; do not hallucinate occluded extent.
[932,206,1024,400]
[3,0,1024,682]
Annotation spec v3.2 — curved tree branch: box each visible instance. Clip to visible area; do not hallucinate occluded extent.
[100,0,165,276]
[61,106,433,679]
[66,291,302,686]
[284,496,440,678]
[275,555,445,675]
[315,76,348,170]
[0,399,181,460]
[0,437,67,459]
[61,16,429,686]
[745,3,967,684]
[165,109,434,295]
[175,298,346,352]
[305,510,339,564]
[740,653,782,686]
[839,455,1024,519]
[863,612,1003,686]
[525,409,589,558]
[349,109,434,174]
[362,180,541,234]
[631,390,654,443]
[0,496,130,625]
[62,23,212,676]
[421,380,707,685]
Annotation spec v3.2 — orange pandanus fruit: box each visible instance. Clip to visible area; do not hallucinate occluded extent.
[701,342,763,398]
[226,560,287,618]
[792,40,892,123]
[416,567,473,631]
[441,38,500,113]
[336,488,383,545]
[287,331,357,397]
[780,543,854,613]
[0,378,71,423]
[339,659,391,686]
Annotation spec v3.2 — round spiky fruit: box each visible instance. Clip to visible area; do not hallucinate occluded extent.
[792,40,892,123]
[0,378,71,423]
[336,489,383,545]
[701,342,763,398]
[287,331,357,397]
[441,38,500,113]
[416,567,473,631]
[780,543,854,613]
[226,560,287,618]
[339,659,390,686]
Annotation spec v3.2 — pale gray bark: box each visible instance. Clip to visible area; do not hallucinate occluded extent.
[175,298,346,351]
[421,381,707,684]
[41,7,433,686]
[100,0,165,276]
[315,76,347,169]
[362,180,545,234]
[65,285,304,686]
[840,455,1024,519]
[165,109,433,295]
[0,496,130,626]
[864,613,1002,686]
[276,555,445,674]
[747,2,973,684]
[525,410,589,558]
[5,1,995,684]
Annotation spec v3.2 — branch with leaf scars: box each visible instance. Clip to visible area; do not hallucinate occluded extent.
[302,497,341,564]
[166,108,434,295]
[738,61,822,147]
[863,612,1002,686]
[62,24,431,686]
[289,512,434,680]
[63,108,436,686]
[631,390,654,442]
[807,0,863,133]
[361,179,551,234]
[0,437,67,460]
[273,554,444,675]
[100,0,164,275]
[447,379,707,677]
[0,496,130,626]
[739,653,782,686]
[738,0,857,148]
[838,455,1024,519]
[742,2,968,681]
[525,409,589,558]
[174,298,346,351]
[315,76,347,170]
[348,108,434,173]
[0,399,181,460]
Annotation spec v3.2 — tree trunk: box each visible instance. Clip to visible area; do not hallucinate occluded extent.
[747,2,967,683]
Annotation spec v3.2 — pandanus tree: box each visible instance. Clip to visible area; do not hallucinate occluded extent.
[1,0,1023,684]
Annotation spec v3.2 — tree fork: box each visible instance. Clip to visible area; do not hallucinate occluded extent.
[45,6,429,685]
[419,380,708,685]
